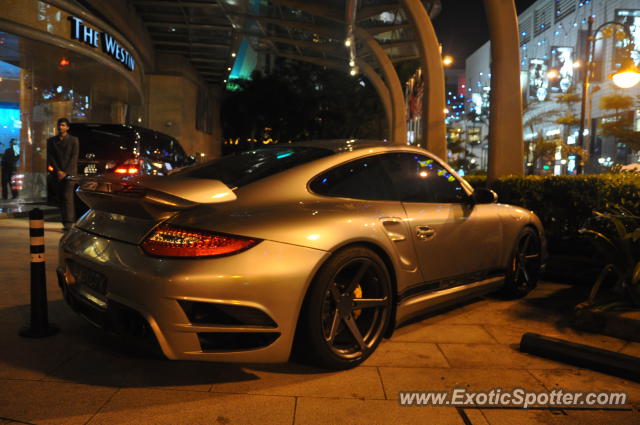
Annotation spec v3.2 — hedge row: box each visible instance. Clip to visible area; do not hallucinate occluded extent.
[465,174,640,256]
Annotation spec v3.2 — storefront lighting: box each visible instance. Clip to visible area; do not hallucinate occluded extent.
[345,37,352,47]
[231,52,236,57]
[546,69,559,79]
[227,67,231,71]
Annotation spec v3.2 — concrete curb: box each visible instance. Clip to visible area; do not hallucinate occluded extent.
[520,332,640,382]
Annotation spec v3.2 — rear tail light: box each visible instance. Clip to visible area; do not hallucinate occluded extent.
[141,224,260,258]
[114,158,141,175]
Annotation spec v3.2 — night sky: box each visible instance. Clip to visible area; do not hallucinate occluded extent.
[433,0,538,68]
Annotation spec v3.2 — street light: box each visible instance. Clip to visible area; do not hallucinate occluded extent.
[610,59,640,88]
[442,55,454,67]
[576,16,640,173]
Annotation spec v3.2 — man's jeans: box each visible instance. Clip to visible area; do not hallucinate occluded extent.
[55,178,75,229]
[1,170,17,199]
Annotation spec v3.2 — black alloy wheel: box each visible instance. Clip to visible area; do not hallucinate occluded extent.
[502,227,541,298]
[300,246,392,370]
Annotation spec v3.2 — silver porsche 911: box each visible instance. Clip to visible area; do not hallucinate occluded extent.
[57,140,546,370]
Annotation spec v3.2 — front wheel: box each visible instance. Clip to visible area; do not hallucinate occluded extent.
[298,246,392,370]
[501,227,541,298]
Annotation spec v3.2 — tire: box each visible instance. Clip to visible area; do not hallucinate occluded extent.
[298,246,393,370]
[501,227,542,298]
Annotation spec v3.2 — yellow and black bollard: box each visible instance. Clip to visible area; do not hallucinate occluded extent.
[19,208,59,338]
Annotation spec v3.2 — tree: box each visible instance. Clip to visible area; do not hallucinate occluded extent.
[554,88,581,131]
[522,103,559,174]
[599,93,640,153]
[221,59,386,150]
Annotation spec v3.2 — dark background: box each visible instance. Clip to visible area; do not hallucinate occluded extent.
[434,0,538,67]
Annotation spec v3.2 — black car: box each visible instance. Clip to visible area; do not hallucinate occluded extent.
[68,123,194,216]
[70,123,193,178]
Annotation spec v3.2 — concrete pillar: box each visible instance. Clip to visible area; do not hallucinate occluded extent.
[401,0,446,158]
[356,29,407,144]
[484,0,524,180]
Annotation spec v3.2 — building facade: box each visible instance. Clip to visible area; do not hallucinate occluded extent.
[0,0,224,202]
[462,0,640,174]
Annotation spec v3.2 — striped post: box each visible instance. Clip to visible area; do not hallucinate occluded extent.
[19,208,59,338]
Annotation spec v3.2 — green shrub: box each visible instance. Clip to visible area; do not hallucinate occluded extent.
[465,174,640,256]
[580,206,640,309]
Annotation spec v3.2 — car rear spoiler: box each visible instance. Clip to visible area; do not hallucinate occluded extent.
[76,174,236,220]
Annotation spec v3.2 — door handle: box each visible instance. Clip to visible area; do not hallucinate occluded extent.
[416,225,436,240]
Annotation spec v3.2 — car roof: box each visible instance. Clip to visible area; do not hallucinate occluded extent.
[69,123,158,134]
[291,139,396,153]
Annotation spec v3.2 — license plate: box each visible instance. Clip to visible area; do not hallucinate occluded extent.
[67,261,108,307]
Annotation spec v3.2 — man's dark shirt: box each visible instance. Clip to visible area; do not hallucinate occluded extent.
[47,134,79,176]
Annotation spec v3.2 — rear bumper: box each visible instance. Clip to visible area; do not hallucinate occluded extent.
[58,227,328,362]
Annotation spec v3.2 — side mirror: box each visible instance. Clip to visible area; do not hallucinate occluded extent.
[472,187,498,204]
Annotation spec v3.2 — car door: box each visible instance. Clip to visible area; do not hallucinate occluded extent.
[380,152,503,289]
[309,154,421,278]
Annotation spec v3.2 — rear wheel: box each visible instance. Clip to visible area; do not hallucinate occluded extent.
[298,246,392,370]
[502,227,541,298]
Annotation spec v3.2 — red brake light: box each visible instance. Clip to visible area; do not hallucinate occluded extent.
[114,159,141,175]
[142,225,260,258]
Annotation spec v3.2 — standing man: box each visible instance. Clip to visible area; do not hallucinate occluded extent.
[47,118,78,231]
[1,138,19,199]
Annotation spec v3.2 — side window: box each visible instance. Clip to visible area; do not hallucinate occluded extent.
[309,155,395,201]
[380,153,468,204]
[139,130,157,158]
[171,139,187,166]
[154,134,172,161]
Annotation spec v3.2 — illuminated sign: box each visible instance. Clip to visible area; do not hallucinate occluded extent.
[550,47,574,93]
[615,9,640,68]
[68,16,135,71]
[528,59,548,101]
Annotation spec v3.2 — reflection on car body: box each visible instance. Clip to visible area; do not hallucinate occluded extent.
[58,139,546,370]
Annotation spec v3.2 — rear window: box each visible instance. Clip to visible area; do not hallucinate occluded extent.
[175,147,333,188]
[70,125,135,159]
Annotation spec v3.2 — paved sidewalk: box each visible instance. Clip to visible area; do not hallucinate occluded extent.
[0,217,638,425]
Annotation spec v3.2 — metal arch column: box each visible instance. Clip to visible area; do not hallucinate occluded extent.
[355,28,407,144]
[401,0,446,158]
[484,0,524,180]
[358,60,394,140]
